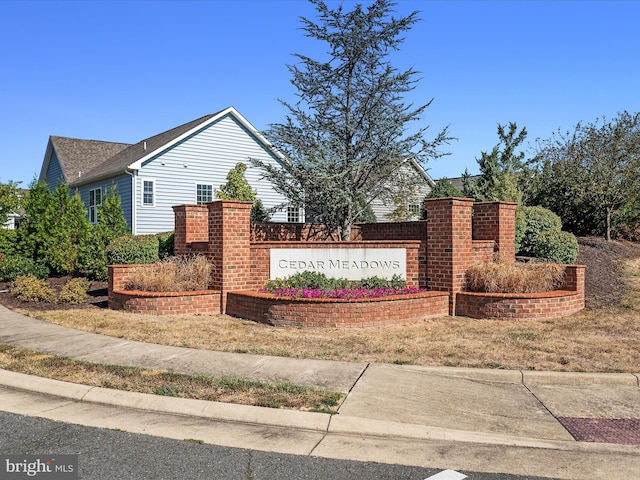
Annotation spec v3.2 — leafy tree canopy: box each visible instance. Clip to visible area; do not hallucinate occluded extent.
[528,111,640,240]
[426,178,463,199]
[252,0,451,240]
[0,180,22,225]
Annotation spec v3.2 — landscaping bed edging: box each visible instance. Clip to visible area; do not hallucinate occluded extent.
[109,289,221,315]
[455,289,584,320]
[225,290,450,328]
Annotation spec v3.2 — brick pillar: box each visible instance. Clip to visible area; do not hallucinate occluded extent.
[207,200,253,312]
[425,197,474,315]
[172,204,209,256]
[472,202,518,261]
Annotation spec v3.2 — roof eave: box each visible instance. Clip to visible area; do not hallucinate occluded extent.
[126,106,287,171]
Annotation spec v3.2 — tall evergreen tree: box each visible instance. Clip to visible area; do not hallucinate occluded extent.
[464,122,527,203]
[17,180,52,262]
[252,0,450,240]
[80,185,129,280]
[216,162,271,222]
[43,183,91,274]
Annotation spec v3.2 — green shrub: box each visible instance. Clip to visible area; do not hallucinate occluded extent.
[0,229,17,256]
[10,275,56,303]
[106,235,159,265]
[517,206,562,256]
[0,255,49,282]
[58,278,89,304]
[514,207,527,253]
[156,231,175,259]
[533,231,579,264]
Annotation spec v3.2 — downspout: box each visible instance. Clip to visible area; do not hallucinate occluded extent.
[125,168,137,235]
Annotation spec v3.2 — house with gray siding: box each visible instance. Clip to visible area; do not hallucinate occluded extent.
[39,107,291,234]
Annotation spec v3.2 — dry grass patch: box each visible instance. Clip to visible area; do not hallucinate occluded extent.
[0,344,342,412]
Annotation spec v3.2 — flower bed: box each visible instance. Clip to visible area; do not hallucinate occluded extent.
[225,290,449,328]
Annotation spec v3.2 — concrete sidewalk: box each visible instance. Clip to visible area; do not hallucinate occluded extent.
[1,304,639,479]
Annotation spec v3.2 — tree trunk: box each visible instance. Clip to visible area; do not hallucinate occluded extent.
[606,207,612,241]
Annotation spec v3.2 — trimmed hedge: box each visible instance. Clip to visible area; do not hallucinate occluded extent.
[106,235,159,265]
[517,206,562,257]
[157,231,175,259]
[0,255,49,282]
[534,230,579,264]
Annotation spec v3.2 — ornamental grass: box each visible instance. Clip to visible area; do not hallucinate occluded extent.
[466,260,565,294]
[124,255,211,292]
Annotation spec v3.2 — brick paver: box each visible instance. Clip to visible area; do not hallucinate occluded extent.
[558,417,640,445]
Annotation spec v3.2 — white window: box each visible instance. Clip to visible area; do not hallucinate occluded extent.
[287,206,301,223]
[143,180,155,206]
[196,184,213,204]
[89,187,102,224]
[408,204,420,219]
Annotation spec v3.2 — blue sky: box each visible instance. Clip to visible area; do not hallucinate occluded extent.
[1,0,638,186]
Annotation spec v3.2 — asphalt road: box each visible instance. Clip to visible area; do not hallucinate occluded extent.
[0,412,560,480]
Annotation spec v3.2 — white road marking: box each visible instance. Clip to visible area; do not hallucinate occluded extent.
[424,470,468,480]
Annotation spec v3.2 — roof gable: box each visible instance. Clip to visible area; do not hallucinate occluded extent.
[41,137,131,185]
[64,106,283,187]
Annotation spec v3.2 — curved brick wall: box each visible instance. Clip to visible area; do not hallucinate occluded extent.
[456,290,584,320]
[225,290,449,328]
[109,290,221,315]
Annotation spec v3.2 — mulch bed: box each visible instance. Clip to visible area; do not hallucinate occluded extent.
[0,276,108,311]
[576,236,640,309]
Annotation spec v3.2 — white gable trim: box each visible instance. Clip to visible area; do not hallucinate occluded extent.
[127,107,286,172]
[38,139,59,184]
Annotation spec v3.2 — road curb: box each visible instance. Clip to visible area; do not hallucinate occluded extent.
[1,368,638,455]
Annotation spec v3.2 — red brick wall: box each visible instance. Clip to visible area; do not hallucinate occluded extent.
[473,202,517,260]
[172,205,209,256]
[226,290,449,328]
[456,291,584,320]
[425,198,475,314]
[108,264,221,314]
[109,290,221,314]
[207,201,253,310]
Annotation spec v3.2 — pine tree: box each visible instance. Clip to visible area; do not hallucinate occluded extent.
[252,0,450,240]
[216,162,271,222]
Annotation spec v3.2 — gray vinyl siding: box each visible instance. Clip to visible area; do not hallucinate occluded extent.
[369,166,432,221]
[134,113,288,235]
[45,151,66,191]
[76,174,133,231]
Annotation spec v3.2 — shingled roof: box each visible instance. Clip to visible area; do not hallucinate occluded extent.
[69,113,218,187]
[43,111,229,188]
[48,137,131,184]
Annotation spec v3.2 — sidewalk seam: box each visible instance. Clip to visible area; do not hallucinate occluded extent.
[520,375,575,441]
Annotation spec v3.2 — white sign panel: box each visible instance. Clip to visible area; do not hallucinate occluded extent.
[270,248,406,281]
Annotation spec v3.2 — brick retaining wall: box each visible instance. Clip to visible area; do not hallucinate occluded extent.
[456,265,586,320]
[226,290,449,328]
